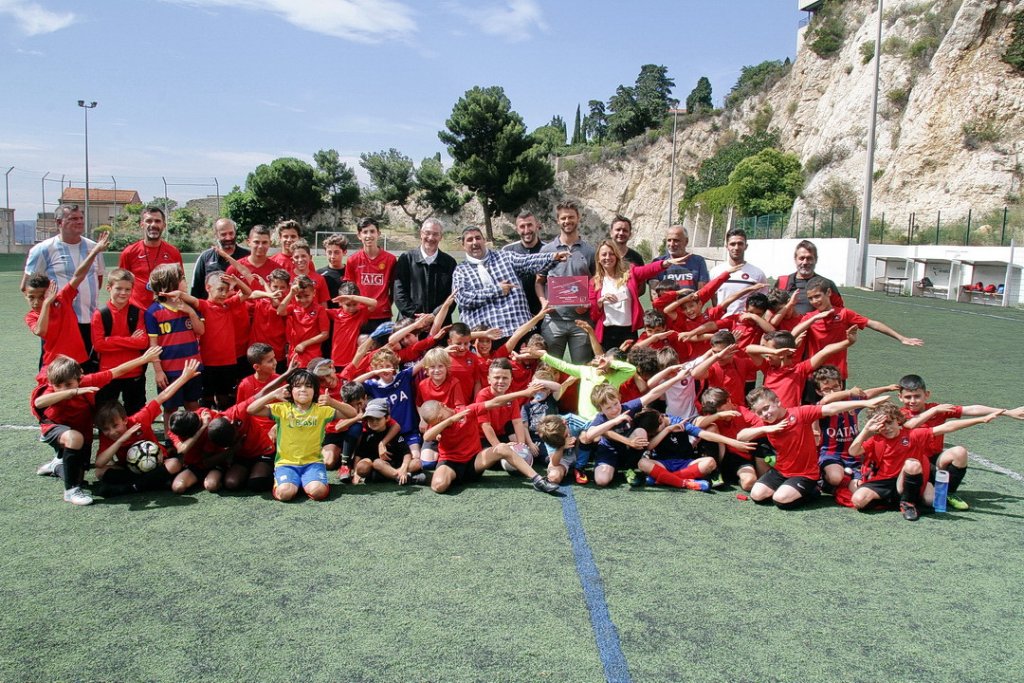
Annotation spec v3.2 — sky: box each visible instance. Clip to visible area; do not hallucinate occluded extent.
[0,0,804,223]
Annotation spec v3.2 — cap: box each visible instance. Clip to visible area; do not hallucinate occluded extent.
[307,357,333,377]
[364,398,389,418]
[370,321,395,342]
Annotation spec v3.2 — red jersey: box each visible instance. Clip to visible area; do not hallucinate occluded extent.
[228,257,278,291]
[168,407,221,468]
[230,295,250,359]
[861,426,933,483]
[292,269,330,304]
[509,357,539,393]
[270,251,294,273]
[448,351,486,402]
[416,374,466,409]
[31,370,113,443]
[344,249,396,314]
[900,403,963,456]
[97,399,164,465]
[236,372,278,435]
[327,306,370,367]
[27,283,88,366]
[248,298,287,359]
[618,377,643,404]
[799,307,869,378]
[119,240,183,309]
[436,402,488,463]
[224,399,276,461]
[715,406,757,459]
[759,404,823,479]
[195,296,242,367]
[672,312,716,359]
[283,302,329,367]
[762,359,813,409]
[91,302,148,375]
[475,387,524,437]
[728,314,768,351]
[706,355,757,407]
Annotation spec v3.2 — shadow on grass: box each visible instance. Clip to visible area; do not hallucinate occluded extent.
[95,492,200,511]
[948,489,1024,520]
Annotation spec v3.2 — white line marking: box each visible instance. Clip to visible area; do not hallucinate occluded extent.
[968,451,1024,484]
[844,292,1024,323]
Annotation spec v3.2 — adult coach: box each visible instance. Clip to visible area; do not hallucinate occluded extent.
[190,218,250,299]
[709,228,767,315]
[119,206,183,309]
[21,203,105,360]
[608,215,645,269]
[503,211,546,317]
[454,226,566,341]
[649,225,709,293]
[776,239,842,315]
[536,200,596,363]
[393,218,457,323]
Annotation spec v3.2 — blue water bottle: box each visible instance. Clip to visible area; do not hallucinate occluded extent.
[933,469,950,513]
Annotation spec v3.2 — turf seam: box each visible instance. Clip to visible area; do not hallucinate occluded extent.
[968,451,1024,485]
[560,485,632,683]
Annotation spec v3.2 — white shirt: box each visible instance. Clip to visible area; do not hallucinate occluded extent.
[709,261,767,316]
[24,235,105,324]
[601,276,631,327]
[666,359,701,421]
[419,246,438,265]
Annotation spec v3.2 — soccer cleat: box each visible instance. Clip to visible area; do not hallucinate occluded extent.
[532,476,560,494]
[680,479,711,492]
[708,474,725,489]
[63,486,94,506]
[900,501,919,521]
[625,469,641,487]
[337,465,352,483]
[763,455,777,468]
[36,456,61,476]
[573,468,589,485]
[947,495,969,511]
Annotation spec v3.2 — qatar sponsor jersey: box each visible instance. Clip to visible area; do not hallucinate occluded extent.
[364,366,418,435]
[97,399,164,465]
[762,360,813,409]
[759,404,824,479]
[27,283,88,365]
[145,301,201,374]
[195,297,241,367]
[899,403,963,456]
[861,427,933,482]
[31,370,113,441]
[437,402,488,463]
[798,307,868,378]
[284,302,329,367]
[269,402,336,466]
[474,386,524,435]
[344,249,397,312]
[119,241,183,309]
[818,409,861,462]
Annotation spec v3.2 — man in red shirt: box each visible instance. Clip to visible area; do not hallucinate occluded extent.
[738,386,887,509]
[226,224,278,291]
[269,219,301,273]
[345,218,396,333]
[420,381,559,495]
[118,206,183,309]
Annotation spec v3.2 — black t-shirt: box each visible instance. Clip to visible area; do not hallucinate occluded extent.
[318,267,346,308]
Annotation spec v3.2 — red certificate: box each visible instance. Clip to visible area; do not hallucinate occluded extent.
[547,276,590,306]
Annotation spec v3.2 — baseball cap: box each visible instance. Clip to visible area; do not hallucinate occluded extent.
[370,321,395,342]
[364,398,390,418]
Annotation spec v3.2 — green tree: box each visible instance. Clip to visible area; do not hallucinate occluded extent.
[415,154,470,218]
[549,115,567,140]
[606,84,642,142]
[571,104,584,144]
[686,76,713,114]
[146,197,178,213]
[634,64,677,123]
[246,157,324,227]
[583,99,608,142]
[532,124,567,155]
[166,206,211,252]
[313,149,360,228]
[224,186,268,231]
[682,130,779,204]
[360,148,418,219]
[439,85,555,240]
[728,148,804,215]
[724,59,790,109]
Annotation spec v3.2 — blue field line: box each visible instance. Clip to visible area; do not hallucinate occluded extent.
[560,486,632,683]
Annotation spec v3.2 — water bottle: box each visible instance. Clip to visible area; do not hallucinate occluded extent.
[933,469,950,513]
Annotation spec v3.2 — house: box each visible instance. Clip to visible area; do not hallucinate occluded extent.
[59,187,142,232]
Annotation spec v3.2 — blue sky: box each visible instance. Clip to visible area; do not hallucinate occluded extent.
[1,0,803,221]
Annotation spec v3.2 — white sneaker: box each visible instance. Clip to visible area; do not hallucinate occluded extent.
[63,486,93,506]
[36,456,61,476]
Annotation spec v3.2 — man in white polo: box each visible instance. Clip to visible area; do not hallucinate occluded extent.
[709,227,767,315]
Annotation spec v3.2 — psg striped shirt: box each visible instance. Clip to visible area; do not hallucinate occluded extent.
[145,301,201,374]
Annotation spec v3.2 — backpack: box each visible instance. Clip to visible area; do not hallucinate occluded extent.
[100,304,141,336]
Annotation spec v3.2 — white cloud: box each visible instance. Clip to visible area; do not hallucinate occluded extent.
[0,0,75,35]
[166,0,416,42]
[446,0,546,40]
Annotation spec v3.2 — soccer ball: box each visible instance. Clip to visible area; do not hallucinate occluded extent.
[126,440,162,474]
[501,443,534,473]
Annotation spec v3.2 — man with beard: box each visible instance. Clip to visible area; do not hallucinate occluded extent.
[119,206,184,309]
[775,239,842,316]
[709,228,767,316]
[502,211,546,317]
[190,218,250,299]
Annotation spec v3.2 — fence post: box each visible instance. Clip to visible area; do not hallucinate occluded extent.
[880,211,885,243]
[907,212,913,245]
[850,206,856,238]
[935,210,940,245]
[812,208,817,237]
[1001,206,1008,245]
[794,209,799,236]
[965,208,972,246]
[829,208,835,237]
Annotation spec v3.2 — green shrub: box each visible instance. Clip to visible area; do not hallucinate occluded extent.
[962,118,1003,149]
[887,87,910,110]
[860,40,876,64]
[1004,11,1024,72]
[725,60,791,109]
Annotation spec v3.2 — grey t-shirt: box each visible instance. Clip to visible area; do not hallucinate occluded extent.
[539,238,596,321]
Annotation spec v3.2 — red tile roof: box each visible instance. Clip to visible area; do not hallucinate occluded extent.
[60,187,141,204]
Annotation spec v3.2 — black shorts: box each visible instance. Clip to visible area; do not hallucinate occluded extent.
[203,364,237,397]
[860,477,899,503]
[322,431,348,448]
[756,469,820,501]
[355,431,411,461]
[720,451,756,483]
[437,456,481,484]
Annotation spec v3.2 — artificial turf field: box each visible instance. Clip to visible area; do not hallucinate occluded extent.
[1,254,1024,682]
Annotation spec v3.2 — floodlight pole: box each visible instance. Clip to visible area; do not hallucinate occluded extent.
[857,0,883,287]
[77,100,98,237]
[4,166,12,251]
[668,108,685,227]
